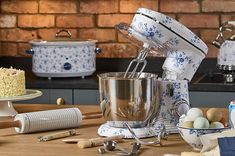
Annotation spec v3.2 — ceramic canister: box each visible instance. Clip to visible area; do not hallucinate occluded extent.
[153,79,190,133]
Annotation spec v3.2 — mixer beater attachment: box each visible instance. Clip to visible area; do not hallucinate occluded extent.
[124,43,149,78]
[115,23,169,79]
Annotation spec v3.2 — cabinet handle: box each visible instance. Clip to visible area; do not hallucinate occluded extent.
[56,98,65,105]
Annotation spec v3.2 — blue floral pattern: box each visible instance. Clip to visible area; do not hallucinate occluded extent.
[218,40,235,66]
[131,8,208,81]
[32,45,96,76]
[153,80,189,134]
[98,123,163,138]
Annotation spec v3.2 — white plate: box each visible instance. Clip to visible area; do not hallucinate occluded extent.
[0,89,42,116]
[0,89,42,102]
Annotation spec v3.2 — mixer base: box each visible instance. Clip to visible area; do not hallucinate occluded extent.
[98,123,162,139]
[153,120,179,134]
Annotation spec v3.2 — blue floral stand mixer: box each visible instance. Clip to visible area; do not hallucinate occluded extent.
[98,8,208,145]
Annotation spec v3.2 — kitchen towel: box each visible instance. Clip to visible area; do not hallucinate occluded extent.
[218,137,235,156]
[200,129,235,153]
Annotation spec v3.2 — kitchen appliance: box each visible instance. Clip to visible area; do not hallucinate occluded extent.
[97,72,166,142]
[98,8,208,141]
[212,21,235,83]
[128,8,208,81]
[26,29,101,79]
[153,79,190,133]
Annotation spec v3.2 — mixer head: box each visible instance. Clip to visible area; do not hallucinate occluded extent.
[115,22,168,57]
[116,8,208,81]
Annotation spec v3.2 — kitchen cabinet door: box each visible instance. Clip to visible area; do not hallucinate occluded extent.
[189,91,235,108]
[73,89,99,105]
[50,89,73,105]
[16,89,73,105]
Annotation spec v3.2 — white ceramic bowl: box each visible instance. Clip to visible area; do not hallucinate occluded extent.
[178,126,229,151]
[129,8,208,81]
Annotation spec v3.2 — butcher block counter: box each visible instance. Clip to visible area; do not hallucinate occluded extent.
[0,104,211,156]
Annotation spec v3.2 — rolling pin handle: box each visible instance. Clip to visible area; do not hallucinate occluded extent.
[0,120,21,129]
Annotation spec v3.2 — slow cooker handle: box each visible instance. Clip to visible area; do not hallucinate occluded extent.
[95,47,102,54]
[25,49,34,55]
[55,29,72,38]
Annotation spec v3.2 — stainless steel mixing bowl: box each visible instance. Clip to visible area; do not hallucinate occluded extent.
[98,72,159,128]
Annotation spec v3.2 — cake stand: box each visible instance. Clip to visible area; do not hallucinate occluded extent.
[0,89,42,116]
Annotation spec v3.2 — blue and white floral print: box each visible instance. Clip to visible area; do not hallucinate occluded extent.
[32,45,96,76]
[131,8,207,81]
[218,40,235,66]
[135,8,208,54]
[168,50,192,68]
[153,80,189,134]
[98,123,163,139]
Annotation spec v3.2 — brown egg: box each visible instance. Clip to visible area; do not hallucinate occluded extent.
[181,121,194,128]
[220,117,229,127]
[206,108,223,122]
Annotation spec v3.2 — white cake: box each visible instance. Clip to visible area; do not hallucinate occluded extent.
[0,67,26,97]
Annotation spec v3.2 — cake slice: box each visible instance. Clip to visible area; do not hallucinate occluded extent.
[0,67,26,97]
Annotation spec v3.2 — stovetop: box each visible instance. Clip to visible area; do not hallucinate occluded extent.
[195,72,235,84]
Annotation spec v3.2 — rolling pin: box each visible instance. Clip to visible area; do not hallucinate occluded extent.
[0,108,102,133]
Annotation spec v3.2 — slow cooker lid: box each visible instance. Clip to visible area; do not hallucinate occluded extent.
[30,29,97,46]
[29,39,97,46]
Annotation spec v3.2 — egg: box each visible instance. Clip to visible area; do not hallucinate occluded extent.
[181,121,194,128]
[206,108,223,122]
[193,117,209,129]
[186,108,203,121]
[209,122,225,128]
[220,117,229,127]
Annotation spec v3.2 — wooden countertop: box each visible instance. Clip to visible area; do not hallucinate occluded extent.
[0,104,218,156]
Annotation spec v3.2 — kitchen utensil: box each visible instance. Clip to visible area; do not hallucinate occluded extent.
[125,122,166,145]
[62,138,87,143]
[98,122,162,138]
[0,108,102,133]
[153,79,190,133]
[124,44,149,78]
[38,129,77,142]
[104,140,130,155]
[98,72,159,128]
[77,135,124,149]
[26,29,101,79]
[98,147,106,154]
[0,89,42,116]
[130,142,141,156]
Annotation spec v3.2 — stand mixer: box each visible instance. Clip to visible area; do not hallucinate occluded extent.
[98,8,208,143]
